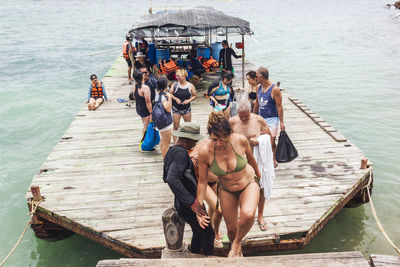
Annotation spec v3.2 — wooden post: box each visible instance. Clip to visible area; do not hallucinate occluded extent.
[241,34,245,88]
[361,158,368,169]
[162,207,185,251]
[30,185,42,202]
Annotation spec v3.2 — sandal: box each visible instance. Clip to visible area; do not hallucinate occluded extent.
[257,219,268,231]
[214,238,223,248]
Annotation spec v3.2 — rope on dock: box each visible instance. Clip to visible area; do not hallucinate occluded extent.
[365,171,400,255]
[88,48,121,57]
[0,200,42,267]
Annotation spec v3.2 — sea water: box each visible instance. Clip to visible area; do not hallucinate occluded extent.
[0,0,399,266]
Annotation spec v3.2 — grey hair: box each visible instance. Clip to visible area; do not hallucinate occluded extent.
[257,67,269,80]
[237,97,252,112]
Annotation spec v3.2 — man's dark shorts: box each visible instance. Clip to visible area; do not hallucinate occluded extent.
[125,58,132,68]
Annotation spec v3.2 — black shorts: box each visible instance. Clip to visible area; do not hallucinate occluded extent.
[125,58,132,68]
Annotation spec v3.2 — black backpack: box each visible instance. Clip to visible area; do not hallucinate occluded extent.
[152,93,173,130]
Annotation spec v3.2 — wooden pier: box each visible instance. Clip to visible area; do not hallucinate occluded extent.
[26,56,373,258]
[97,251,370,266]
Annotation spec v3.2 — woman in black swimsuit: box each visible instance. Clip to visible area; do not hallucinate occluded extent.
[246,70,258,113]
[133,71,152,135]
[196,112,261,257]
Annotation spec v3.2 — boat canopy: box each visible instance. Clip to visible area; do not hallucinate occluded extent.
[129,6,253,39]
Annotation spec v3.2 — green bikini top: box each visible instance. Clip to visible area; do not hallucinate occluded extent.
[211,142,247,177]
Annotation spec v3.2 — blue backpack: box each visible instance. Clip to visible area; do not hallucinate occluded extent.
[139,122,160,151]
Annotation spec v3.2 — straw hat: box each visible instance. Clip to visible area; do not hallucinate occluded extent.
[173,122,204,140]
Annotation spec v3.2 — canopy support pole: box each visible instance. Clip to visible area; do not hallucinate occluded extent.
[242,34,245,88]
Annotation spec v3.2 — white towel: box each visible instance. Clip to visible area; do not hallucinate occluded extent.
[253,134,275,200]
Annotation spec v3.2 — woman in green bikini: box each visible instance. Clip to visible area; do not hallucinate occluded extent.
[197,111,261,257]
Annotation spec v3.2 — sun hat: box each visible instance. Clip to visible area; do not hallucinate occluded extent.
[173,122,204,140]
[135,52,146,58]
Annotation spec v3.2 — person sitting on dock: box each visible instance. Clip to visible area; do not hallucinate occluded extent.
[219,40,242,73]
[133,71,152,134]
[170,69,197,143]
[229,98,274,232]
[254,67,285,167]
[196,112,262,257]
[87,74,108,110]
[163,122,215,256]
[186,55,206,80]
[208,70,234,119]
[134,52,152,72]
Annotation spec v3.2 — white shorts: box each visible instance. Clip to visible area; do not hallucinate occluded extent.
[157,123,173,133]
[264,117,279,137]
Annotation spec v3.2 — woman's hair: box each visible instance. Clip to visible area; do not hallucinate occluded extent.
[222,40,228,46]
[246,70,257,79]
[221,70,234,81]
[133,71,143,89]
[156,77,168,92]
[207,111,232,137]
[90,74,97,80]
[176,68,188,78]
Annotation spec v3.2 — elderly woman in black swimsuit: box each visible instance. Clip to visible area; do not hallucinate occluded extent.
[133,71,152,135]
[196,111,261,257]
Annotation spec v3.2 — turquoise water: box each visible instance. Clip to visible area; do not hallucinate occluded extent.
[0,0,399,266]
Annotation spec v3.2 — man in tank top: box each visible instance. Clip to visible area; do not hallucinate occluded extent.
[254,67,285,167]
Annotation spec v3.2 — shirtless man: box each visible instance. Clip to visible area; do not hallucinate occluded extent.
[229,98,272,231]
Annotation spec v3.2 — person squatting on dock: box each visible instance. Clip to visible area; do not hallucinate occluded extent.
[163,123,215,255]
[196,112,262,257]
[170,69,197,143]
[87,74,108,110]
[132,71,152,134]
[189,139,224,248]
[229,98,274,232]
[254,67,285,167]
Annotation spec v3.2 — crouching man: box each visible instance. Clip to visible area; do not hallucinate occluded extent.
[163,122,215,255]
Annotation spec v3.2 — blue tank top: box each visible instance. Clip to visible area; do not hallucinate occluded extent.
[258,83,278,118]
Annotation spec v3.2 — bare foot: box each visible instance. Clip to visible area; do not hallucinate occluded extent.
[228,243,242,258]
[88,103,92,110]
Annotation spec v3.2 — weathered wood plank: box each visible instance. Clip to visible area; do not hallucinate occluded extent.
[369,254,400,267]
[97,251,369,266]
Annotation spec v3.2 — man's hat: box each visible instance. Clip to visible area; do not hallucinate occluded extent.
[135,52,146,58]
[173,122,204,140]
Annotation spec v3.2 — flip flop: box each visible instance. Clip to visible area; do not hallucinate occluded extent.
[214,238,223,248]
[274,163,279,168]
[257,219,268,231]
[117,98,127,103]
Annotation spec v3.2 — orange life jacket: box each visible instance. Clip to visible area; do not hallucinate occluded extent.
[198,56,219,71]
[91,82,104,98]
[122,41,130,59]
[158,59,180,74]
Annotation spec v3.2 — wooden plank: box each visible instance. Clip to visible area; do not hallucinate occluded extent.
[370,254,400,267]
[97,251,369,266]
